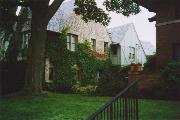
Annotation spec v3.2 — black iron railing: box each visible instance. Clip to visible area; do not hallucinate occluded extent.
[87,80,139,120]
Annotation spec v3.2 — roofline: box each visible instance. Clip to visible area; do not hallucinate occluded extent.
[131,24,147,57]
[108,23,133,30]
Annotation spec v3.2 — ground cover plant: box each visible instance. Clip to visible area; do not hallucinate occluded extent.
[0,93,180,120]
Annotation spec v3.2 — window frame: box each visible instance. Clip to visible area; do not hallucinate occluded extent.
[67,33,78,51]
[91,39,96,51]
[129,46,135,60]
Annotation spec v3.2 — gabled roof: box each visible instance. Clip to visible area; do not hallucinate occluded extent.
[108,23,133,44]
[47,0,75,32]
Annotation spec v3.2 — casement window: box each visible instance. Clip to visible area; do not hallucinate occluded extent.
[173,44,180,61]
[91,39,96,51]
[67,34,78,51]
[104,42,109,54]
[22,32,30,48]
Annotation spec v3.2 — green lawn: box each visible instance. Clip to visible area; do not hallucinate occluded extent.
[0,93,179,120]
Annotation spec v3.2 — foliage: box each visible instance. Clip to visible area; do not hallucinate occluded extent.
[96,66,129,96]
[72,83,97,95]
[0,7,29,62]
[144,54,156,72]
[46,29,76,92]
[161,61,180,88]
[161,61,180,85]
[74,0,140,26]
[74,40,111,85]
[46,29,111,92]
[140,61,180,100]
[0,60,26,95]
[104,0,140,16]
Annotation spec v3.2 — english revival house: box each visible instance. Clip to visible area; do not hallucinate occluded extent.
[108,23,147,66]
[20,0,111,82]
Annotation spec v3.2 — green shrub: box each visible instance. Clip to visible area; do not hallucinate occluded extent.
[161,61,180,99]
[95,66,128,96]
[161,61,180,88]
[144,54,156,72]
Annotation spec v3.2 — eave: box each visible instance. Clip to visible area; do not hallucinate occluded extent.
[133,0,177,12]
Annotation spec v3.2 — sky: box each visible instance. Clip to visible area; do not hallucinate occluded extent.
[18,0,157,47]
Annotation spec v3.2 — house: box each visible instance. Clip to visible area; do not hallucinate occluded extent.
[108,23,146,66]
[135,0,180,67]
[20,0,111,82]
[47,0,111,54]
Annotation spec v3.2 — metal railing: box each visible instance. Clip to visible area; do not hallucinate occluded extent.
[87,80,139,120]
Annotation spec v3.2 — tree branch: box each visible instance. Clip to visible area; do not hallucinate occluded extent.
[45,0,64,22]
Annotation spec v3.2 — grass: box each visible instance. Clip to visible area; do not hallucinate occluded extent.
[0,93,179,120]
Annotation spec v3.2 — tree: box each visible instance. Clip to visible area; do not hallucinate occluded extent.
[0,0,140,94]
[0,4,28,62]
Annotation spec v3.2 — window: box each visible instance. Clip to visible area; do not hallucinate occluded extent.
[67,34,78,51]
[129,47,135,60]
[91,39,96,51]
[104,42,108,54]
[111,45,117,55]
[173,44,180,61]
[132,47,135,59]
[22,32,30,48]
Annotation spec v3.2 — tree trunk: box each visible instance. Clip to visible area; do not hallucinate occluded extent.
[23,10,47,94]
[22,0,63,94]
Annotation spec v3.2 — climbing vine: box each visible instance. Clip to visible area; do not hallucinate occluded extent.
[46,29,111,92]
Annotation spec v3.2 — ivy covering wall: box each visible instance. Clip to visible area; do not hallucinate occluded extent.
[46,29,111,92]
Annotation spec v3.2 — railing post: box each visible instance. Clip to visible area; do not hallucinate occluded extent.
[110,104,113,120]
[125,97,128,120]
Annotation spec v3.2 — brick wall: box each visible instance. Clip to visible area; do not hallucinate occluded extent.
[156,2,180,67]
[128,72,160,90]
[156,23,180,67]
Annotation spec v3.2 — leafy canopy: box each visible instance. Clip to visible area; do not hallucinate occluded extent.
[74,0,140,25]
[1,0,140,26]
